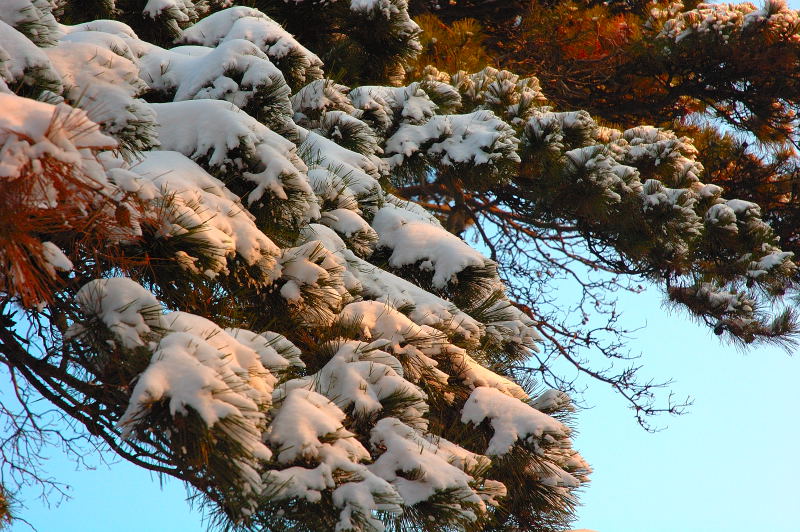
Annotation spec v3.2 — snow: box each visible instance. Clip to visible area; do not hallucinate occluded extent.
[350,83,436,133]
[40,241,73,274]
[705,203,739,233]
[60,19,140,41]
[752,250,794,277]
[368,417,485,514]
[268,388,364,464]
[278,341,428,429]
[44,39,157,151]
[335,299,527,398]
[0,92,116,183]
[296,224,488,345]
[139,39,290,112]
[277,240,349,323]
[726,198,761,216]
[299,128,385,196]
[340,301,411,342]
[225,328,305,371]
[59,29,138,62]
[130,151,282,279]
[163,311,278,402]
[150,100,317,216]
[348,0,421,50]
[143,0,194,21]
[178,7,324,86]
[462,386,570,456]
[320,208,376,239]
[74,278,165,349]
[119,328,273,497]
[372,204,492,288]
[121,331,262,428]
[0,0,59,45]
[481,299,542,348]
[0,20,61,92]
[151,100,263,167]
[687,283,753,314]
[75,280,291,500]
[658,2,800,44]
[291,79,356,122]
[384,110,520,169]
[0,0,43,28]
[531,389,574,413]
[334,244,485,340]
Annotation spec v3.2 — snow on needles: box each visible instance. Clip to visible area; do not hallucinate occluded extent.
[0,2,606,527]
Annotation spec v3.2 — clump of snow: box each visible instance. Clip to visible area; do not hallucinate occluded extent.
[178,6,324,86]
[451,67,546,125]
[139,39,291,118]
[657,1,800,44]
[462,386,569,456]
[350,82,436,134]
[119,328,273,497]
[0,92,116,187]
[0,0,60,46]
[372,204,493,288]
[59,28,139,62]
[299,127,385,196]
[348,0,421,54]
[130,151,281,280]
[44,39,157,152]
[0,20,61,93]
[142,0,201,23]
[278,240,349,324]
[150,100,318,219]
[266,387,404,530]
[74,278,165,349]
[319,208,377,249]
[164,311,278,403]
[336,300,527,398]
[120,330,270,430]
[384,110,520,171]
[225,328,305,372]
[291,78,356,124]
[76,279,290,500]
[40,241,73,275]
[269,387,367,464]
[368,417,486,517]
[279,340,429,426]
[530,389,574,414]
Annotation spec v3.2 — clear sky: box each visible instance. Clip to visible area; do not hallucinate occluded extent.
[8,2,800,531]
[570,285,800,532]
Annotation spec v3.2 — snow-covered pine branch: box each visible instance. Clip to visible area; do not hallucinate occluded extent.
[0,1,795,531]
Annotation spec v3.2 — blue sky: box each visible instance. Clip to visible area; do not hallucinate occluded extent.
[571,285,800,532]
[8,2,800,530]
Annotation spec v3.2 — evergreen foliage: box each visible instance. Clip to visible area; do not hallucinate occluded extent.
[0,1,796,531]
[410,0,800,281]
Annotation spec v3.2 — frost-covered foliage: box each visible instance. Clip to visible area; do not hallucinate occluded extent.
[0,2,796,531]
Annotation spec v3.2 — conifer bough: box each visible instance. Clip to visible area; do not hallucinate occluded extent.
[409,0,800,280]
[0,0,795,530]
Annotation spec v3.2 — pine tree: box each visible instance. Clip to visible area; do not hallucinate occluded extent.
[0,1,796,531]
[410,0,800,279]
